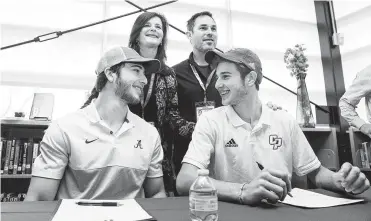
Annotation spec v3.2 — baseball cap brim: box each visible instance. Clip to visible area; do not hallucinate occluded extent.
[125,57,161,75]
[205,50,254,72]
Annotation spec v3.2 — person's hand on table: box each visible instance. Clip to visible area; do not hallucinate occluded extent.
[333,162,370,194]
[240,169,292,205]
[359,124,371,138]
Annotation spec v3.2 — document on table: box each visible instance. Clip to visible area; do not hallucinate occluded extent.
[280,188,364,208]
[51,199,155,221]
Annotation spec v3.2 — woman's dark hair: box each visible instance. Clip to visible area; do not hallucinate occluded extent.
[81,62,125,108]
[128,12,169,67]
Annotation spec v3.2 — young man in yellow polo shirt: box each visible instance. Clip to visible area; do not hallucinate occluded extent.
[176,48,370,205]
[25,46,166,201]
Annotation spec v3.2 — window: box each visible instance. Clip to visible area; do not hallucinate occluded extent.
[334,1,371,120]
[1,0,327,120]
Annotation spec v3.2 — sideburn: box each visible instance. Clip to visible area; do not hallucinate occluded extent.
[114,77,140,105]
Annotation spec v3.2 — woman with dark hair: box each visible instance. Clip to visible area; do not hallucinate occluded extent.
[127,12,195,196]
[83,12,194,196]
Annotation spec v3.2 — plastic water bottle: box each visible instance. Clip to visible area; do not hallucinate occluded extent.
[189,169,218,221]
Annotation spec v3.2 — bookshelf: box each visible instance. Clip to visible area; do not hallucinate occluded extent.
[1,118,50,202]
[1,118,50,127]
[301,124,334,132]
[348,127,371,171]
[302,124,339,171]
[292,124,340,189]
[1,174,33,179]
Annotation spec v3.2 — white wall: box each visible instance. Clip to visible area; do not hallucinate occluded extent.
[1,0,329,120]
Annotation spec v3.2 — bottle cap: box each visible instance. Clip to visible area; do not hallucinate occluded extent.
[197,169,209,176]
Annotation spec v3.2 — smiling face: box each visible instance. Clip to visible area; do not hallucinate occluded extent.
[138,16,164,48]
[215,61,251,106]
[113,63,147,104]
[188,15,217,53]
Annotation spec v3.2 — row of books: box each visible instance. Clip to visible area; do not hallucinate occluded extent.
[1,192,27,202]
[1,138,41,175]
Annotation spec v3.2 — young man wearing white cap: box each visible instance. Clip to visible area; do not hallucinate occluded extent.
[176,48,370,205]
[25,46,166,201]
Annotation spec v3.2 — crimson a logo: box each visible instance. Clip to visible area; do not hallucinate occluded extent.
[134,140,142,149]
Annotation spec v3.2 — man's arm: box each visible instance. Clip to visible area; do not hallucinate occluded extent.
[339,65,371,131]
[143,177,166,198]
[145,133,166,198]
[24,177,60,201]
[25,122,69,201]
[177,163,291,205]
[308,163,370,194]
[176,163,241,202]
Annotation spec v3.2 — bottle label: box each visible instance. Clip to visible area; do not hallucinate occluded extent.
[190,195,218,211]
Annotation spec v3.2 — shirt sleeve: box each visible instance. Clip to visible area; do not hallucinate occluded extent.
[32,122,69,179]
[290,120,321,176]
[339,65,371,129]
[182,114,215,169]
[146,133,164,178]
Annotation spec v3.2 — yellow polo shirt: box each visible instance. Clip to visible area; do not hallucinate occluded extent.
[32,102,163,199]
[183,105,321,183]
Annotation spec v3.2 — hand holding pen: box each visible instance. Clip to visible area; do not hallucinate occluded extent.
[256,162,293,199]
[239,162,293,205]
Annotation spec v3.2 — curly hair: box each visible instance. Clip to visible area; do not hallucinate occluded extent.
[81,62,126,108]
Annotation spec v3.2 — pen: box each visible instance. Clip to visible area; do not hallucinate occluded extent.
[256,162,293,198]
[76,202,123,206]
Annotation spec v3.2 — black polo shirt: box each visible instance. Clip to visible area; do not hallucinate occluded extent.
[172,52,222,174]
[173,52,222,123]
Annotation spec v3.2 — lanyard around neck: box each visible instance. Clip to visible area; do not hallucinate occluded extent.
[140,73,156,119]
[190,64,216,102]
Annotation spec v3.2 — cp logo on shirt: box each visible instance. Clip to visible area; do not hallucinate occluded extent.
[269,134,282,150]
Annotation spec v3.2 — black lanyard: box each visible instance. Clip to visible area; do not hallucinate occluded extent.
[140,73,155,119]
[189,64,215,102]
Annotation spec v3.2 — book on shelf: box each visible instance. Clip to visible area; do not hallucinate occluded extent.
[17,140,25,174]
[25,139,34,174]
[32,142,40,163]
[1,140,7,174]
[21,142,28,174]
[8,139,16,174]
[3,140,12,174]
[360,142,371,169]
[13,139,21,175]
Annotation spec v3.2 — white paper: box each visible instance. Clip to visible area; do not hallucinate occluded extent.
[51,199,153,221]
[281,188,364,208]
